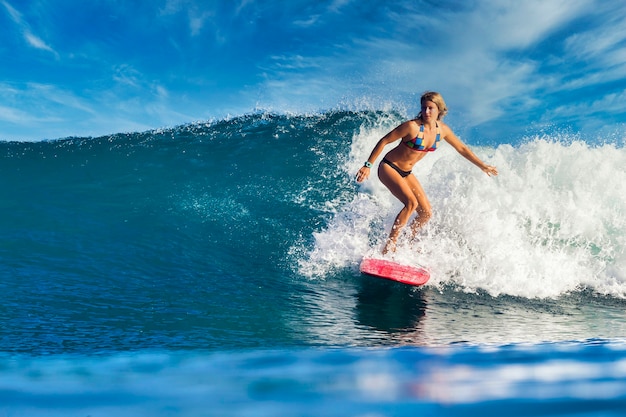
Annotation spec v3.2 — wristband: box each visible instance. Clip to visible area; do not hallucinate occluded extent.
[363,161,373,168]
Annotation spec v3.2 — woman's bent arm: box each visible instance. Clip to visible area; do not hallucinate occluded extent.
[356,122,413,182]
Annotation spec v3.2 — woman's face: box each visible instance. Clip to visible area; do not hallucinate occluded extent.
[421,100,440,121]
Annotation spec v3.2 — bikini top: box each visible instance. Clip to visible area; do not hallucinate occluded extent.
[404,123,441,152]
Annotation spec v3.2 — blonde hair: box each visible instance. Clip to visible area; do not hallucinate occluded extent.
[418,91,448,120]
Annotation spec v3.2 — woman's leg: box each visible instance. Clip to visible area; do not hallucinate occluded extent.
[404,174,432,240]
[378,163,419,253]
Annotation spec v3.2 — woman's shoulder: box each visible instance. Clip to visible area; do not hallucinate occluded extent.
[437,120,453,134]
[402,119,422,136]
[403,118,420,126]
[392,119,419,134]
[401,119,423,132]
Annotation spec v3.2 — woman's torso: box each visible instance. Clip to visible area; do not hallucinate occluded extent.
[383,120,441,171]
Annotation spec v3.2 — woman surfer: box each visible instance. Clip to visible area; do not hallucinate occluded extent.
[355,91,498,254]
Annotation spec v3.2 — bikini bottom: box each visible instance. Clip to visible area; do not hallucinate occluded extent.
[381,158,412,178]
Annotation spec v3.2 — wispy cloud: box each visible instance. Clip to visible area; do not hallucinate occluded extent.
[0,82,86,139]
[292,15,321,28]
[467,0,589,49]
[159,0,216,37]
[27,83,96,115]
[0,104,57,124]
[252,0,620,139]
[327,0,352,13]
[0,82,94,121]
[24,32,56,54]
[1,0,625,141]
[1,0,58,57]
[0,0,19,21]
[0,80,174,140]
[560,4,626,90]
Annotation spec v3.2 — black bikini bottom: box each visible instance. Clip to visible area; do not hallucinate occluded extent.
[382,158,412,178]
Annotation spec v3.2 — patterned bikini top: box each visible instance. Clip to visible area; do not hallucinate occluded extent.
[404,123,441,152]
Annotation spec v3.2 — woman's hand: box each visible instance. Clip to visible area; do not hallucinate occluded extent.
[482,165,498,176]
[356,166,371,183]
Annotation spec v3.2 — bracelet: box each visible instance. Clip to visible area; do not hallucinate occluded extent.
[363,161,373,168]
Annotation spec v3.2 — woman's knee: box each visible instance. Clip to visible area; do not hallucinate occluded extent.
[404,197,419,213]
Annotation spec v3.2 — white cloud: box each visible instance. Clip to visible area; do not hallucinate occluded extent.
[536,2,626,109]
[24,32,56,54]
[469,0,590,50]
[189,11,213,36]
[328,0,352,13]
[28,83,96,115]
[265,54,321,71]
[0,105,42,124]
[0,0,19,22]
[2,0,624,141]
[0,82,95,127]
[159,0,217,37]
[293,14,321,28]
[291,0,354,27]
[247,0,624,142]
[159,0,187,15]
[1,0,58,57]
[562,4,626,76]
[551,90,626,121]
[234,0,253,15]
[112,64,143,88]
[0,79,193,140]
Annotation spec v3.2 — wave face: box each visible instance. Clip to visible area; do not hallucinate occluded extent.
[1,111,625,355]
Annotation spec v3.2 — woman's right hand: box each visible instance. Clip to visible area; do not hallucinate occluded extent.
[355,166,370,183]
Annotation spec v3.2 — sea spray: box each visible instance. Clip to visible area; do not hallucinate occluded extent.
[298,127,626,299]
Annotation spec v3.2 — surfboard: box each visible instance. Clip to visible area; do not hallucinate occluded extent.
[359,258,430,286]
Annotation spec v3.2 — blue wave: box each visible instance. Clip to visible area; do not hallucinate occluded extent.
[1,111,625,356]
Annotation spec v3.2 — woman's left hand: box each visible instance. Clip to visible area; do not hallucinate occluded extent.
[483,165,498,176]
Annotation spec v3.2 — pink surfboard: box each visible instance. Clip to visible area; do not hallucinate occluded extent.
[359,258,430,286]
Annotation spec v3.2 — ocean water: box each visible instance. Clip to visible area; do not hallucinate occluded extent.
[1,111,625,416]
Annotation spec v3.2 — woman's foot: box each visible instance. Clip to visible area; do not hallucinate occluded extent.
[382,240,397,255]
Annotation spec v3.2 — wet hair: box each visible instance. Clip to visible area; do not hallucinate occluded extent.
[418,91,448,120]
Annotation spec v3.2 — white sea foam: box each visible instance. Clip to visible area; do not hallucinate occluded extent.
[298,127,626,299]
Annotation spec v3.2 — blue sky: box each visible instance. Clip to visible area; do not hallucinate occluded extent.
[1,0,625,142]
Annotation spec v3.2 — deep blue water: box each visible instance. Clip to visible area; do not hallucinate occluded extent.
[1,111,625,415]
